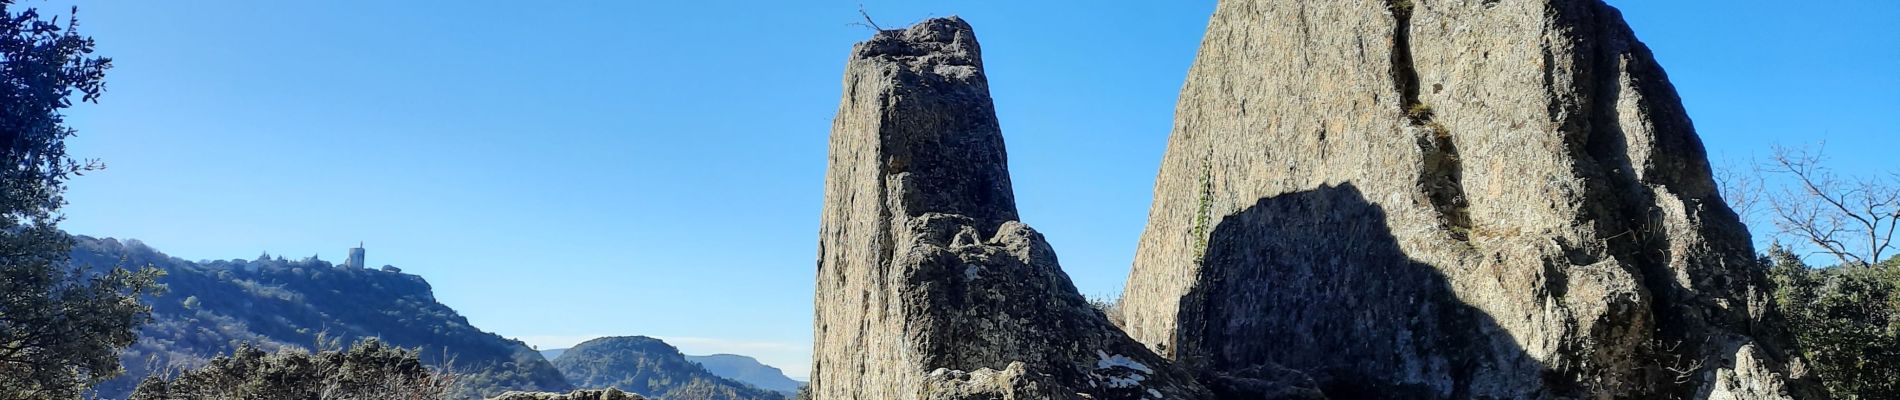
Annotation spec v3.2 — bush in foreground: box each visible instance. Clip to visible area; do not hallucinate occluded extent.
[128,339,455,400]
[1764,244,1900,399]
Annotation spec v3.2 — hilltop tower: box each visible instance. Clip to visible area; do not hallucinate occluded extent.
[346,242,365,269]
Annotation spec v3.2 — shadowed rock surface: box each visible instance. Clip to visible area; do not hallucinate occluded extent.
[1120,0,1819,399]
[811,17,1212,400]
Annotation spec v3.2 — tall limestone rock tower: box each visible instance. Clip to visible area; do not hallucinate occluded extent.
[812,17,1215,400]
[1120,0,1818,399]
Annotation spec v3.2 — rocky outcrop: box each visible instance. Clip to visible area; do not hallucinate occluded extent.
[1120,0,1817,399]
[811,17,1211,400]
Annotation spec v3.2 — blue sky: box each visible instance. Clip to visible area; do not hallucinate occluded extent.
[52,1,1898,378]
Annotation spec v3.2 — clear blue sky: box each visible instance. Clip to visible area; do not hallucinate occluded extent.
[51,1,1898,378]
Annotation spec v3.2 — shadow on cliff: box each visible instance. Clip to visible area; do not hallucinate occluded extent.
[1176,183,1553,400]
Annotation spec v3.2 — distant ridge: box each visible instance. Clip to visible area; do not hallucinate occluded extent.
[540,348,567,361]
[539,344,802,396]
[685,354,804,395]
[72,236,572,399]
[552,336,784,400]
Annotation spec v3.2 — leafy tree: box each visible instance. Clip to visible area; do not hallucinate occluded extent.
[128,338,456,400]
[1726,146,1900,398]
[0,2,163,399]
[1764,244,1900,399]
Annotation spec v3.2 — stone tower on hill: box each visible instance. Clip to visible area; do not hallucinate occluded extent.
[346,242,365,269]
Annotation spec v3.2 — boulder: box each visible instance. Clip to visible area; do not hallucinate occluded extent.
[810,17,1213,400]
[1119,1,1818,399]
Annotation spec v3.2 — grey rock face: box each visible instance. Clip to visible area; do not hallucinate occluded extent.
[1120,1,1817,399]
[812,17,1212,400]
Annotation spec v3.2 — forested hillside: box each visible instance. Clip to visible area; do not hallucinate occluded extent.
[553,336,784,400]
[71,237,572,399]
[684,354,802,396]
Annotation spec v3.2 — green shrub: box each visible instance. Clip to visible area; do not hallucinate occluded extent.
[1764,244,1900,399]
[128,339,456,400]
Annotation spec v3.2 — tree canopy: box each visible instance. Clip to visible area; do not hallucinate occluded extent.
[128,339,455,400]
[0,2,163,399]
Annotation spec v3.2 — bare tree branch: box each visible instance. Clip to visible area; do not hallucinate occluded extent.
[1715,161,1763,221]
[1761,144,1900,267]
[848,4,884,32]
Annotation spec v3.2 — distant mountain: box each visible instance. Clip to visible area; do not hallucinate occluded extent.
[72,237,573,399]
[542,347,569,361]
[683,354,803,395]
[552,336,784,400]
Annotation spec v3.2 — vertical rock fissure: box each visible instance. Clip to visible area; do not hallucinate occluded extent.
[1389,0,1472,241]
[1388,0,1422,118]
[1420,123,1472,242]
[1573,7,1701,396]
[1192,160,1215,264]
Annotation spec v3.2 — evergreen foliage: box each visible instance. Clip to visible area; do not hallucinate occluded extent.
[1763,244,1900,399]
[0,2,165,399]
[127,338,454,400]
[72,237,571,399]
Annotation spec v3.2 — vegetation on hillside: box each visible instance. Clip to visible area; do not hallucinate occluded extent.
[1729,145,1900,399]
[554,336,784,400]
[683,354,803,395]
[128,338,455,400]
[1086,294,1125,329]
[72,237,572,398]
[1762,245,1899,399]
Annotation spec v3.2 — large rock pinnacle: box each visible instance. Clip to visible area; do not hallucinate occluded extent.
[1120,1,1819,399]
[812,17,1215,400]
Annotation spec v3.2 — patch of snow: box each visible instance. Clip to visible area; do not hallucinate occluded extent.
[1095,350,1155,374]
[1094,350,1154,389]
[1103,373,1147,388]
